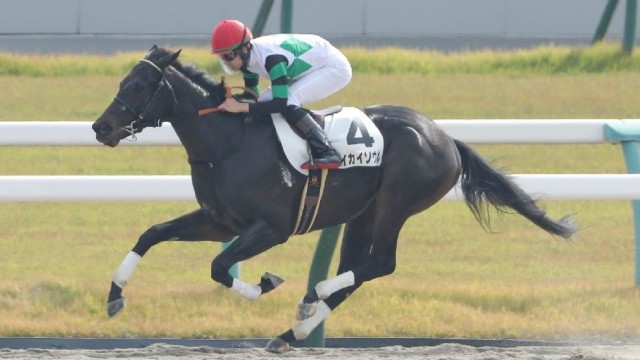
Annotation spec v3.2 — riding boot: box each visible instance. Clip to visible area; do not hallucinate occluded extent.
[285,107,342,170]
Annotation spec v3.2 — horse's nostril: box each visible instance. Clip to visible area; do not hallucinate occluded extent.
[93,122,112,136]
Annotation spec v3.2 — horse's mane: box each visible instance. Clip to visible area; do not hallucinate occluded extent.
[146,47,227,105]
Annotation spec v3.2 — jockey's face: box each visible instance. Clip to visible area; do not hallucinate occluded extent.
[219,46,247,72]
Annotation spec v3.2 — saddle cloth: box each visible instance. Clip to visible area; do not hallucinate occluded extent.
[272,107,384,175]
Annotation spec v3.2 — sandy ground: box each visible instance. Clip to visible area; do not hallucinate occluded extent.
[1,343,639,360]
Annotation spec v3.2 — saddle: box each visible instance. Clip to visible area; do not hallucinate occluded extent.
[271,106,384,175]
[285,105,343,138]
[309,105,343,128]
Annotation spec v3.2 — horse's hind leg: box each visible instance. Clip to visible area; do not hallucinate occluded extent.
[266,205,400,353]
[107,208,235,317]
[266,134,460,352]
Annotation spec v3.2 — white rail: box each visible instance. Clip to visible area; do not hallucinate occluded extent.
[3,120,640,287]
[2,120,639,201]
[1,174,640,202]
[2,119,639,146]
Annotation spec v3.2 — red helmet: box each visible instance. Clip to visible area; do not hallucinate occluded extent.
[210,19,253,54]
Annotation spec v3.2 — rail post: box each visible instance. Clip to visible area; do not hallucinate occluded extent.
[251,0,294,36]
[251,0,275,37]
[301,225,342,347]
[593,0,619,43]
[623,0,637,54]
[222,237,240,279]
[603,123,640,287]
[280,0,293,33]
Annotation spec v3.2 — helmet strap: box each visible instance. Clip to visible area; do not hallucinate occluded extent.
[239,43,252,69]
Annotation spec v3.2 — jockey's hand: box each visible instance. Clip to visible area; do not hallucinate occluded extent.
[220,98,249,113]
[232,92,257,103]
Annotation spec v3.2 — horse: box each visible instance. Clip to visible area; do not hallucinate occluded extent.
[92,45,577,353]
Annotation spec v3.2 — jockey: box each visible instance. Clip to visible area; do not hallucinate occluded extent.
[210,19,352,170]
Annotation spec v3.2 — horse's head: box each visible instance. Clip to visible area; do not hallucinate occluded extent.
[92,45,181,147]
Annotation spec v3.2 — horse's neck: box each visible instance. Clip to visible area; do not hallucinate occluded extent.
[168,75,241,163]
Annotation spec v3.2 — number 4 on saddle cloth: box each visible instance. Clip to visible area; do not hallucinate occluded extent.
[272,106,385,234]
[272,106,384,176]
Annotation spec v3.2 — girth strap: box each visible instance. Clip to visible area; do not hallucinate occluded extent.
[292,168,328,235]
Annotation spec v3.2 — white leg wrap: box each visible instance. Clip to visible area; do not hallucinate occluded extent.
[292,300,331,340]
[231,278,262,301]
[315,271,355,300]
[112,251,141,288]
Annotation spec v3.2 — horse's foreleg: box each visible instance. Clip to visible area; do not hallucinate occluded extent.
[107,251,141,316]
[107,209,234,317]
[267,206,403,353]
[210,219,288,300]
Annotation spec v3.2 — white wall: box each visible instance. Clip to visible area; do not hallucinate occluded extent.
[0,0,635,36]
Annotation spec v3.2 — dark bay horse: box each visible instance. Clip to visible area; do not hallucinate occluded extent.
[92,46,576,352]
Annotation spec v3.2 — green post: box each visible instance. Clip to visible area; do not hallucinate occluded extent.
[222,237,240,279]
[251,0,275,37]
[623,0,637,54]
[619,141,640,287]
[280,0,293,33]
[603,123,640,287]
[301,225,342,347]
[593,0,620,43]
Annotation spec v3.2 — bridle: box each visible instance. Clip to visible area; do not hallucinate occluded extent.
[112,57,259,141]
[113,59,177,140]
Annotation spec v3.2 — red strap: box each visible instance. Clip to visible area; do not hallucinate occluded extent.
[196,86,257,117]
[198,107,223,116]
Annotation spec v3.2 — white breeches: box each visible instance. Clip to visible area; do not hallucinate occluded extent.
[258,47,352,107]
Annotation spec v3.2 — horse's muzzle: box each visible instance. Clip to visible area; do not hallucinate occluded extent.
[92,121,120,147]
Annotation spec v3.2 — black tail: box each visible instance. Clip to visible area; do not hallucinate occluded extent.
[453,139,577,239]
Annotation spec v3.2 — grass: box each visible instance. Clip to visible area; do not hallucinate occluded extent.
[2,42,640,77]
[1,45,640,340]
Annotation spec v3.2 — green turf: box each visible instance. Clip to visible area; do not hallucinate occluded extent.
[1,45,639,340]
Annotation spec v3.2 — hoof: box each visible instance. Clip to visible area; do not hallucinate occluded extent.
[265,337,290,353]
[107,297,125,317]
[259,272,285,294]
[263,272,284,288]
[296,301,317,320]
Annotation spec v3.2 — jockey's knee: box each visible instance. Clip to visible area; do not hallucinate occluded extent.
[283,105,306,121]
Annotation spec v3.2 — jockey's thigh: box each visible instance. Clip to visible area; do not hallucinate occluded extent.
[258,47,352,107]
[288,68,350,106]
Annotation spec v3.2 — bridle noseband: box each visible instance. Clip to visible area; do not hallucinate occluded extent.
[112,57,258,143]
[114,59,177,140]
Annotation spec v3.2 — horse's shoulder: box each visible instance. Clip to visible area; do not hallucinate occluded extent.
[239,113,283,149]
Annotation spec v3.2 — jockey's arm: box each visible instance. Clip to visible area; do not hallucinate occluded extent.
[248,54,289,116]
[221,55,289,115]
[241,71,260,99]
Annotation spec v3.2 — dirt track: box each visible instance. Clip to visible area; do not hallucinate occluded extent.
[2,343,640,360]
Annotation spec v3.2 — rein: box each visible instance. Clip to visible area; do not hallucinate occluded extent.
[197,86,259,116]
[115,57,260,167]
[117,59,258,138]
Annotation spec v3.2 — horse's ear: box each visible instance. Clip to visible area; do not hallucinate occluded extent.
[157,49,182,69]
[146,44,158,57]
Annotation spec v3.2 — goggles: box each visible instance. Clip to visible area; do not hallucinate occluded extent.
[220,50,238,62]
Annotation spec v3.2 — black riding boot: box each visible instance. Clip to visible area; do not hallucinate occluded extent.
[284,106,342,170]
